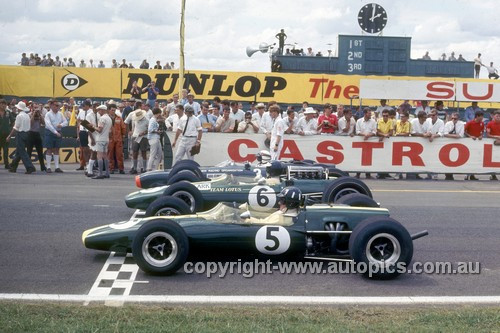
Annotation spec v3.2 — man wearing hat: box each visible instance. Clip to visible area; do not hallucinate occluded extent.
[44,99,68,173]
[124,106,150,174]
[92,105,112,179]
[252,103,266,130]
[0,99,15,169]
[296,107,318,136]
[6,101,36,173]
[184,93,201,116]
[172,105,202,164]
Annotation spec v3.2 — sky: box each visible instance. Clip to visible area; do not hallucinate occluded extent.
[1,0,499,78]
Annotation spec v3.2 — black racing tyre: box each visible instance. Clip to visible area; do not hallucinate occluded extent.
[163,181,204,213]
[145,196,192,217]
[167,170,201,185]
[132,220,189,275]
[348,217,413,279]
[335,193,379,208]
[169,164,205,180]
[172,160,200,169]
[322,177,372,203]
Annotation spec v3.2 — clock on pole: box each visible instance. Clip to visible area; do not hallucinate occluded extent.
[358,3,387,34]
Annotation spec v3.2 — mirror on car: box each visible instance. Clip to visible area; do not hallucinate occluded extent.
[240,211,252,219]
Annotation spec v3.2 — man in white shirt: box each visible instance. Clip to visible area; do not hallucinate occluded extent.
[269,105,285,160]
[443,112,464,180]
[166,104,184,132]
[355,108,377,179]
[44,99,68,173]
[375,99,392,119]
[215,107,236,133]
[411,111,428,137]
[76,100,92,171]
[338,108,356,136]
[283,109,299,134]
[260,107,282,141]
[93,105,112,179]
[7,101,35,173]
[296,107,317,136]
[238,111,259,134]
[486,62,499,79]
[172,105,202,164]
[85,102,101,176]
[184,93,201,116]
[252,103,266,130]
[356,108,377,140]
[229,101,245,123]
[166,93,180,117]
[415,100,431,116]
[423,109,444,142]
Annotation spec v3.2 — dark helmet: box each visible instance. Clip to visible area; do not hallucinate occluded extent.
[266,161,284,177]
[277,186,302,209]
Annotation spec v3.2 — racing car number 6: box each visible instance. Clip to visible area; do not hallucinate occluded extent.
[255,226,291,255]
[248,186,277,211]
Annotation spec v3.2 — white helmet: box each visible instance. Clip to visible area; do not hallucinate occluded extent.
[257,150,271,163]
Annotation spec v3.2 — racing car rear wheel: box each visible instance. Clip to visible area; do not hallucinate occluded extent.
[335,193,379,208]
[169,164,205,180]
[167,170,202,185]
[322,177,372,203]
[132,220,189,275]
[172,160,200,169]
[145,196,192,217]
[163,181,204,213]
[349,217,413,279]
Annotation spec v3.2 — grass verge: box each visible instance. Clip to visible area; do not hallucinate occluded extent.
[0,302,498,332]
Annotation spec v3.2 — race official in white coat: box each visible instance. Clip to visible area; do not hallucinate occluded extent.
[172,105,202,164]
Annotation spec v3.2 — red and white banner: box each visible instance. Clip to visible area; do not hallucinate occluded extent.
[360,79,500,102]
[169,133,500,174]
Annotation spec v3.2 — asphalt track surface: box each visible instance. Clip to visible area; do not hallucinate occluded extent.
[0,164,499,302]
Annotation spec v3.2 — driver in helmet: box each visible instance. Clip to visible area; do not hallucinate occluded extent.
[266,160,285,178]
[256,150,272,165]
[242,186,302,226]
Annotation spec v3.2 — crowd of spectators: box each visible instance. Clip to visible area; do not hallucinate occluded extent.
[1,93,499,180]
[18,53,175,69]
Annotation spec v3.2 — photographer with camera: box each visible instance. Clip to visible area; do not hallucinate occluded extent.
[142,81,159,109]
[317,103,338,134]
[26,102,46,171]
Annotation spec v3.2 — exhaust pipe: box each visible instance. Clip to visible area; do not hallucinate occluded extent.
[411,230,429,240]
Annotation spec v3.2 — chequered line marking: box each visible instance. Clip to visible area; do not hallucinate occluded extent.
[85,210,147,306]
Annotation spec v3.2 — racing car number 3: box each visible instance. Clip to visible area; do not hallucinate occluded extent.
[255,226,291,255]
[248,186,277,211]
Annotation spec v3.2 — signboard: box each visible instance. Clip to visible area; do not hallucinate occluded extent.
[168,133,500,174]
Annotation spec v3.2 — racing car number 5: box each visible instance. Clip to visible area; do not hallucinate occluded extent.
[248,186,277,211]
[255,226,291,255]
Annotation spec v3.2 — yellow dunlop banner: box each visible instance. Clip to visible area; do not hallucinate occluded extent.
[1,65,499,107]
[53,67,122,98]
[0,66,53,97]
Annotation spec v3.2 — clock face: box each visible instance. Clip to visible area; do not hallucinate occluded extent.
[358,3,387,34]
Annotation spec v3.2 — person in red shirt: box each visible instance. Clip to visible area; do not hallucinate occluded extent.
[317,103,337,134]
[486,110,500,144]
[464,110,485,180]
[486,110,500,180]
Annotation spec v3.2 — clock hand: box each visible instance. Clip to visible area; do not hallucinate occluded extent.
[370,4,376,21]
[373,13,382,20]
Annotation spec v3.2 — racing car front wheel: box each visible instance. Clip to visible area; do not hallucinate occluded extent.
[163,181,204,213]
[145,196,192,217]
[349,217,413,279]
[322,177,372,203]
[335,193,379,208]
[132,220,189,275]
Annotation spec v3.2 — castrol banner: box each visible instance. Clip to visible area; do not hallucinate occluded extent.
[360,78,500,102]
[170,133,500,174]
